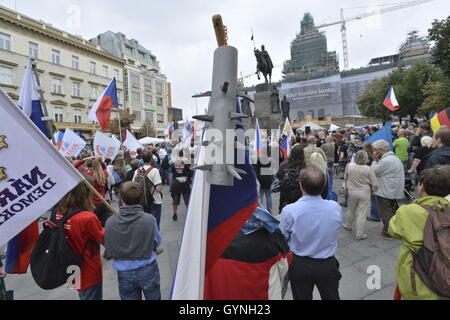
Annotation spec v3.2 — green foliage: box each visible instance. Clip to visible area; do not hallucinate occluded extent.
[428,18,450,77]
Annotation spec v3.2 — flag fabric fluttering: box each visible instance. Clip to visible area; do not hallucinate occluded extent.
[18,63,48,137]
[165,122,174,138]
[365,121,393,151]
[282,118,294,158]
[1,87,84,273]
[88,78,118,130]
[122,130,143,158]
[58,128,86,158]
[255,119,263,156]
[280,136,289,161]
[53,130,64,150]
[93,131,121,161]
[171,99,259,300]
[383,87,401,112]
[430,107,450,133]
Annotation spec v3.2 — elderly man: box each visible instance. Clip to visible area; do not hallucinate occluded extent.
[371,140,405,239]
[424,128,450,169]
[280,166,342,300]
[304,136,328,166]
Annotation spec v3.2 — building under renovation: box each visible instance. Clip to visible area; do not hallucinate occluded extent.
[245,13,432,127]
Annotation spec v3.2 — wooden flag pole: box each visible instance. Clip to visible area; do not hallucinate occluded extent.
[82,179,118,214]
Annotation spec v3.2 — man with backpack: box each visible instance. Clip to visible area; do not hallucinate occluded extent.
[104,182,161,300]
[388,168,450,299]
[133,152,163,229]
[170,150,192,222]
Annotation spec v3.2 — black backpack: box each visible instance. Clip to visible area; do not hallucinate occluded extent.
[162,156,170,170]
[280,168,302,203]
[30,209,90,290]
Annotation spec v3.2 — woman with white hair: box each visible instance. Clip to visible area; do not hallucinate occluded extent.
[342,151,379,240]
[407,136,433,176]
[310,152,330,199]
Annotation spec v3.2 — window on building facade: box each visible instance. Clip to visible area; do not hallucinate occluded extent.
[144,79,152,91]
[52,50,60,65]
[131,74,140,87]
[296,111,305,122]
[28,42,38,59]
[156,82,163,95]
[145,111,154,122]
[138,51,146,61]
[144,94,152,106]
[90,86,97,99]
[308,110,315,119]
[132,91,140,103]
[0,33,11,51]
[72,82,81,97]
[74,109,82,124]
[132,110,141,121]
[0,66,13,85]
[54,107,63,122]
[72,56,79,70]
[52,78,62,94]
[157,97,163,106]
[102,65,108,77]
[90,61,96,74]
[157,114,164,123]
[114,69,120,81]
[125,46,134,56]
[318,109,325,121]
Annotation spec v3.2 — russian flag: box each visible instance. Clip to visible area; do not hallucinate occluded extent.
[171,99,258,299]
[18,63,48,137]
[6,63,43,274]
[255,119,263,156]
[88,78,118,130]
[383,87,401,111]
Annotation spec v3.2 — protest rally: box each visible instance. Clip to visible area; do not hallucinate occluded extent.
[0,1,449,305]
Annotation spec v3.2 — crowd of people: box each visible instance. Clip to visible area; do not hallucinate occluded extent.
[1,121,450,301]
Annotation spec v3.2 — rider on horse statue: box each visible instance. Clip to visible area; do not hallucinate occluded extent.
[254,44,273,84]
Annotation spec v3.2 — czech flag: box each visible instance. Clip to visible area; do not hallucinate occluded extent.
[280,136,289,161]
[383,87,401,111]
[54,130,64,150]
[88,78,118,130]
[430,107,450,133]
[255,119,263,156]
[165,122,174,138]
[171,99,258,299]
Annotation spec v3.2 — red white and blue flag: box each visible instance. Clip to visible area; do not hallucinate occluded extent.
[88,78,118,130]
[280,136,289,161]
[53,130,65,150]
[383,87,401,111]
[171,99,259,299]
[165,122,174,138]
[255,119,263,156]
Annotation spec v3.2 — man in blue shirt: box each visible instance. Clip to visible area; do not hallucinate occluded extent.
[105,182,161,300]
[279,166,343,300]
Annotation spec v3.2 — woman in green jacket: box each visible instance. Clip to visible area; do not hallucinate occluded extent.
[388,167,450,300]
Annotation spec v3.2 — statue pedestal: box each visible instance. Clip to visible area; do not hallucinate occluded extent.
[252,84,281,132]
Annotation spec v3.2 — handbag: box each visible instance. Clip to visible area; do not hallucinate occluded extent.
[0,278,14,300]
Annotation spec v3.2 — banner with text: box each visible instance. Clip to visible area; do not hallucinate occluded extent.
[59,128,86,158]
[0,88,83,247]
[93,131,121,161]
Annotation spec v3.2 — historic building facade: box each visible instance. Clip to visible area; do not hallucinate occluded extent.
[91,31,170,137]
[0,5,125,140]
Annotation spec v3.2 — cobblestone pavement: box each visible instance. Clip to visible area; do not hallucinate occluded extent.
[5,177,414,300]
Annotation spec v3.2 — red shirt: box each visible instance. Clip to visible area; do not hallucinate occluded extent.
[73,160,109,205]
[56,211,104,291]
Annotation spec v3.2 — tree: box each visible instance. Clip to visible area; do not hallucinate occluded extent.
[428,18,450,77]
[110,109,134,141]
[137,120,156,139]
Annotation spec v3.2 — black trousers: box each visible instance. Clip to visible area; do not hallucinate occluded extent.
[289,255,342,300]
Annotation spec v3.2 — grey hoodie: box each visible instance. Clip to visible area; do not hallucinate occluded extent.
[105,204,155,260]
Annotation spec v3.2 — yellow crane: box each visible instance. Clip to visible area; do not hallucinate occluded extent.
[315,0,435,71]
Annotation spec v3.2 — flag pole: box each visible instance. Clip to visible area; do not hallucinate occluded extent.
[30,59,56,145]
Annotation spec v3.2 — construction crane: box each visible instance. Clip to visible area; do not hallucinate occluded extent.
[315,0,435,71]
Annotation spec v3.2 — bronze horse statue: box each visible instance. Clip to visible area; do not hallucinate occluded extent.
[254,45,273,84]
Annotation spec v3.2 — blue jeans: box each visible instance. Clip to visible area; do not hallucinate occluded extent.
[151,204,162,229]
[79,282,102,300]
[117,261,161,300]
[259,188,272,214]
[370,194,380,220]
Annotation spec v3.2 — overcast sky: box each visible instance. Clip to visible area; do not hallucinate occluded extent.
[2,0,449,120]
